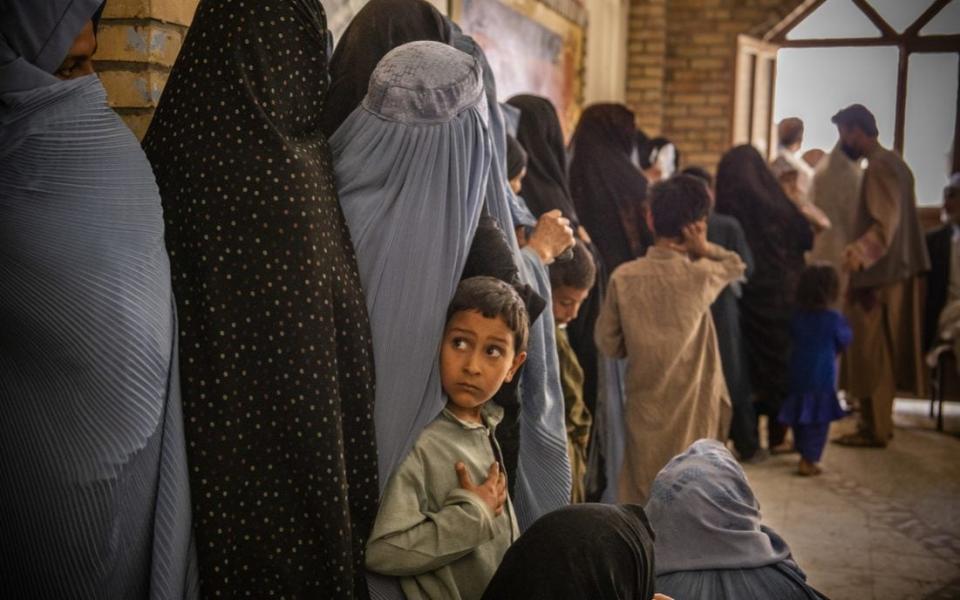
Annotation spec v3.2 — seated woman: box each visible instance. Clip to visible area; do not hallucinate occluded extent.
[481,503,668,600]
[646,440,826,599]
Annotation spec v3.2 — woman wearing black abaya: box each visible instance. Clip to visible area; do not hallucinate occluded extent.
[142,2,378,597]
[715,145,814,450]
[569,103,653,275]
[508,95,607,435]
[508,94,580,224]
[481,503,658,600]
[320,0,450,136]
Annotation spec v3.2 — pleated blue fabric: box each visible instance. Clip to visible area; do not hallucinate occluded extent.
[598,358,629,503]
[331,41,491,492]
[0,74,197,599]
[449,23,572,529]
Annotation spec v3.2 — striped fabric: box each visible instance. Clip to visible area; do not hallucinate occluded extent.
[0,75,197,599]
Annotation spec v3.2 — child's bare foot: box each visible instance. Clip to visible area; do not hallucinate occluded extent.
[798,459,822,476]
[770,441,795,455]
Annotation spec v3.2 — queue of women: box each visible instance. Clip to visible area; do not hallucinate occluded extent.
[2,1,861,599]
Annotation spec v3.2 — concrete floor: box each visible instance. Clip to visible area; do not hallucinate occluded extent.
[744,400,960,600]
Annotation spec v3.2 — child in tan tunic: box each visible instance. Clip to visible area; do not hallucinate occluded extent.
[595,175,745,503]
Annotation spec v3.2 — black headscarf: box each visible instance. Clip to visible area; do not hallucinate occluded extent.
[638,136,681,173]
[143,2,379,597]
[715,145,812,280]
[505,134,527,181]
[507,94,579,226]
[320,0,450,136]
[715,144,813,399]
[481,504,656,600]
[569,103,653,274]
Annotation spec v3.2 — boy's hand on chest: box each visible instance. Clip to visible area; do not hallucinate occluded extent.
[455,461,507,516]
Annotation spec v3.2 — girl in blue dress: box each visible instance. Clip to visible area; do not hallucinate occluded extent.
[779,264,853,476]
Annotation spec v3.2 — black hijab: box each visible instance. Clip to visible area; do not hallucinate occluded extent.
[715,145,813,399]
[143,2,378,597]
[321,0,450,136]
[506,134,527,181]
[482,504,656,600]
[507,94,579,226]
[715,144,812,278]
[569,103,653,273]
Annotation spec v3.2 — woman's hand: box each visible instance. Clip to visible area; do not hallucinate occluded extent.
[527,209,575,265]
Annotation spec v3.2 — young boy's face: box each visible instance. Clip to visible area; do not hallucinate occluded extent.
[440,310,526,413]
[552,285,590,326]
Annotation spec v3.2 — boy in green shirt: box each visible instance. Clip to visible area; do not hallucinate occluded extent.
[549,241,596,503]
[366,276,529,600]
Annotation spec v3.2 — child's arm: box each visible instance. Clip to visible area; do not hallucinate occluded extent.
[685,223,747,296]
[695,244,747,303]
[594,275,627,358]
[835,313,854,352]
[366,460,503,577]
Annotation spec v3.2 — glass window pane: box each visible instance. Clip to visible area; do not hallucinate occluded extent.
[904,53,959,206]
[787,0,882,40]
[921,0,960,36]
[774,46,898,153]
[867,0,930,33]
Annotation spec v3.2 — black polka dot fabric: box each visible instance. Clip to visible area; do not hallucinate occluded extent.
[142,1,378,597]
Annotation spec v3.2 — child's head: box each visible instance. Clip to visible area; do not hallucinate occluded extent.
[441,276,529,412]
[549,240,596,326]
[648,174,711,241]
[796,263,841,310]
[506,135,528,195]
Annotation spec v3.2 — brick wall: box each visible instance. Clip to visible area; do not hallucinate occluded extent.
[626,0,806,170]
[625,0,666,135]
[95,0,199,139]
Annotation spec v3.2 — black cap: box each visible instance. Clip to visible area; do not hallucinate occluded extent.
[831,104,878,137]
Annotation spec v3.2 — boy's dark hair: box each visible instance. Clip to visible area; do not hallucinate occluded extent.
[650,174,711,239]
[796,263,841,310]
[681,165,713,189]
[831,104,879,138]
[447,276,529,353]
[549,240,596,292]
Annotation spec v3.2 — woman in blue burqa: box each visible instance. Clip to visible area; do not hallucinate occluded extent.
[326,0,573,534]
[0,1,197,598]
[142,1,379,598]
[646,440,826,599]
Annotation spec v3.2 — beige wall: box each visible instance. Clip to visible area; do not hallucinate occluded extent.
[583,0,629,105]
[95,0,199,138]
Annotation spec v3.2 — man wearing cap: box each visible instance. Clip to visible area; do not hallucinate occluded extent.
[923,174,960,358]
[832,104,930,448]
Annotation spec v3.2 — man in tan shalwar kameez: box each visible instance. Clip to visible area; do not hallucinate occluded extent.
[595,176,743,503]
[831,104,930,448]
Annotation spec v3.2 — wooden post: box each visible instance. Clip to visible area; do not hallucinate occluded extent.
[894,44,908,155]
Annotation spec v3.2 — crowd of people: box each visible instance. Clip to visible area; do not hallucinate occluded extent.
[0,0,949,599]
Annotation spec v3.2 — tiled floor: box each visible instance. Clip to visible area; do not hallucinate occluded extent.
[744,400,960,600]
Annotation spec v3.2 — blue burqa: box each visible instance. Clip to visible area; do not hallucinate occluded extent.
[0,2,197,598]
[449,23,573,529]
[331,41,491,493]
[646,440,823,599]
